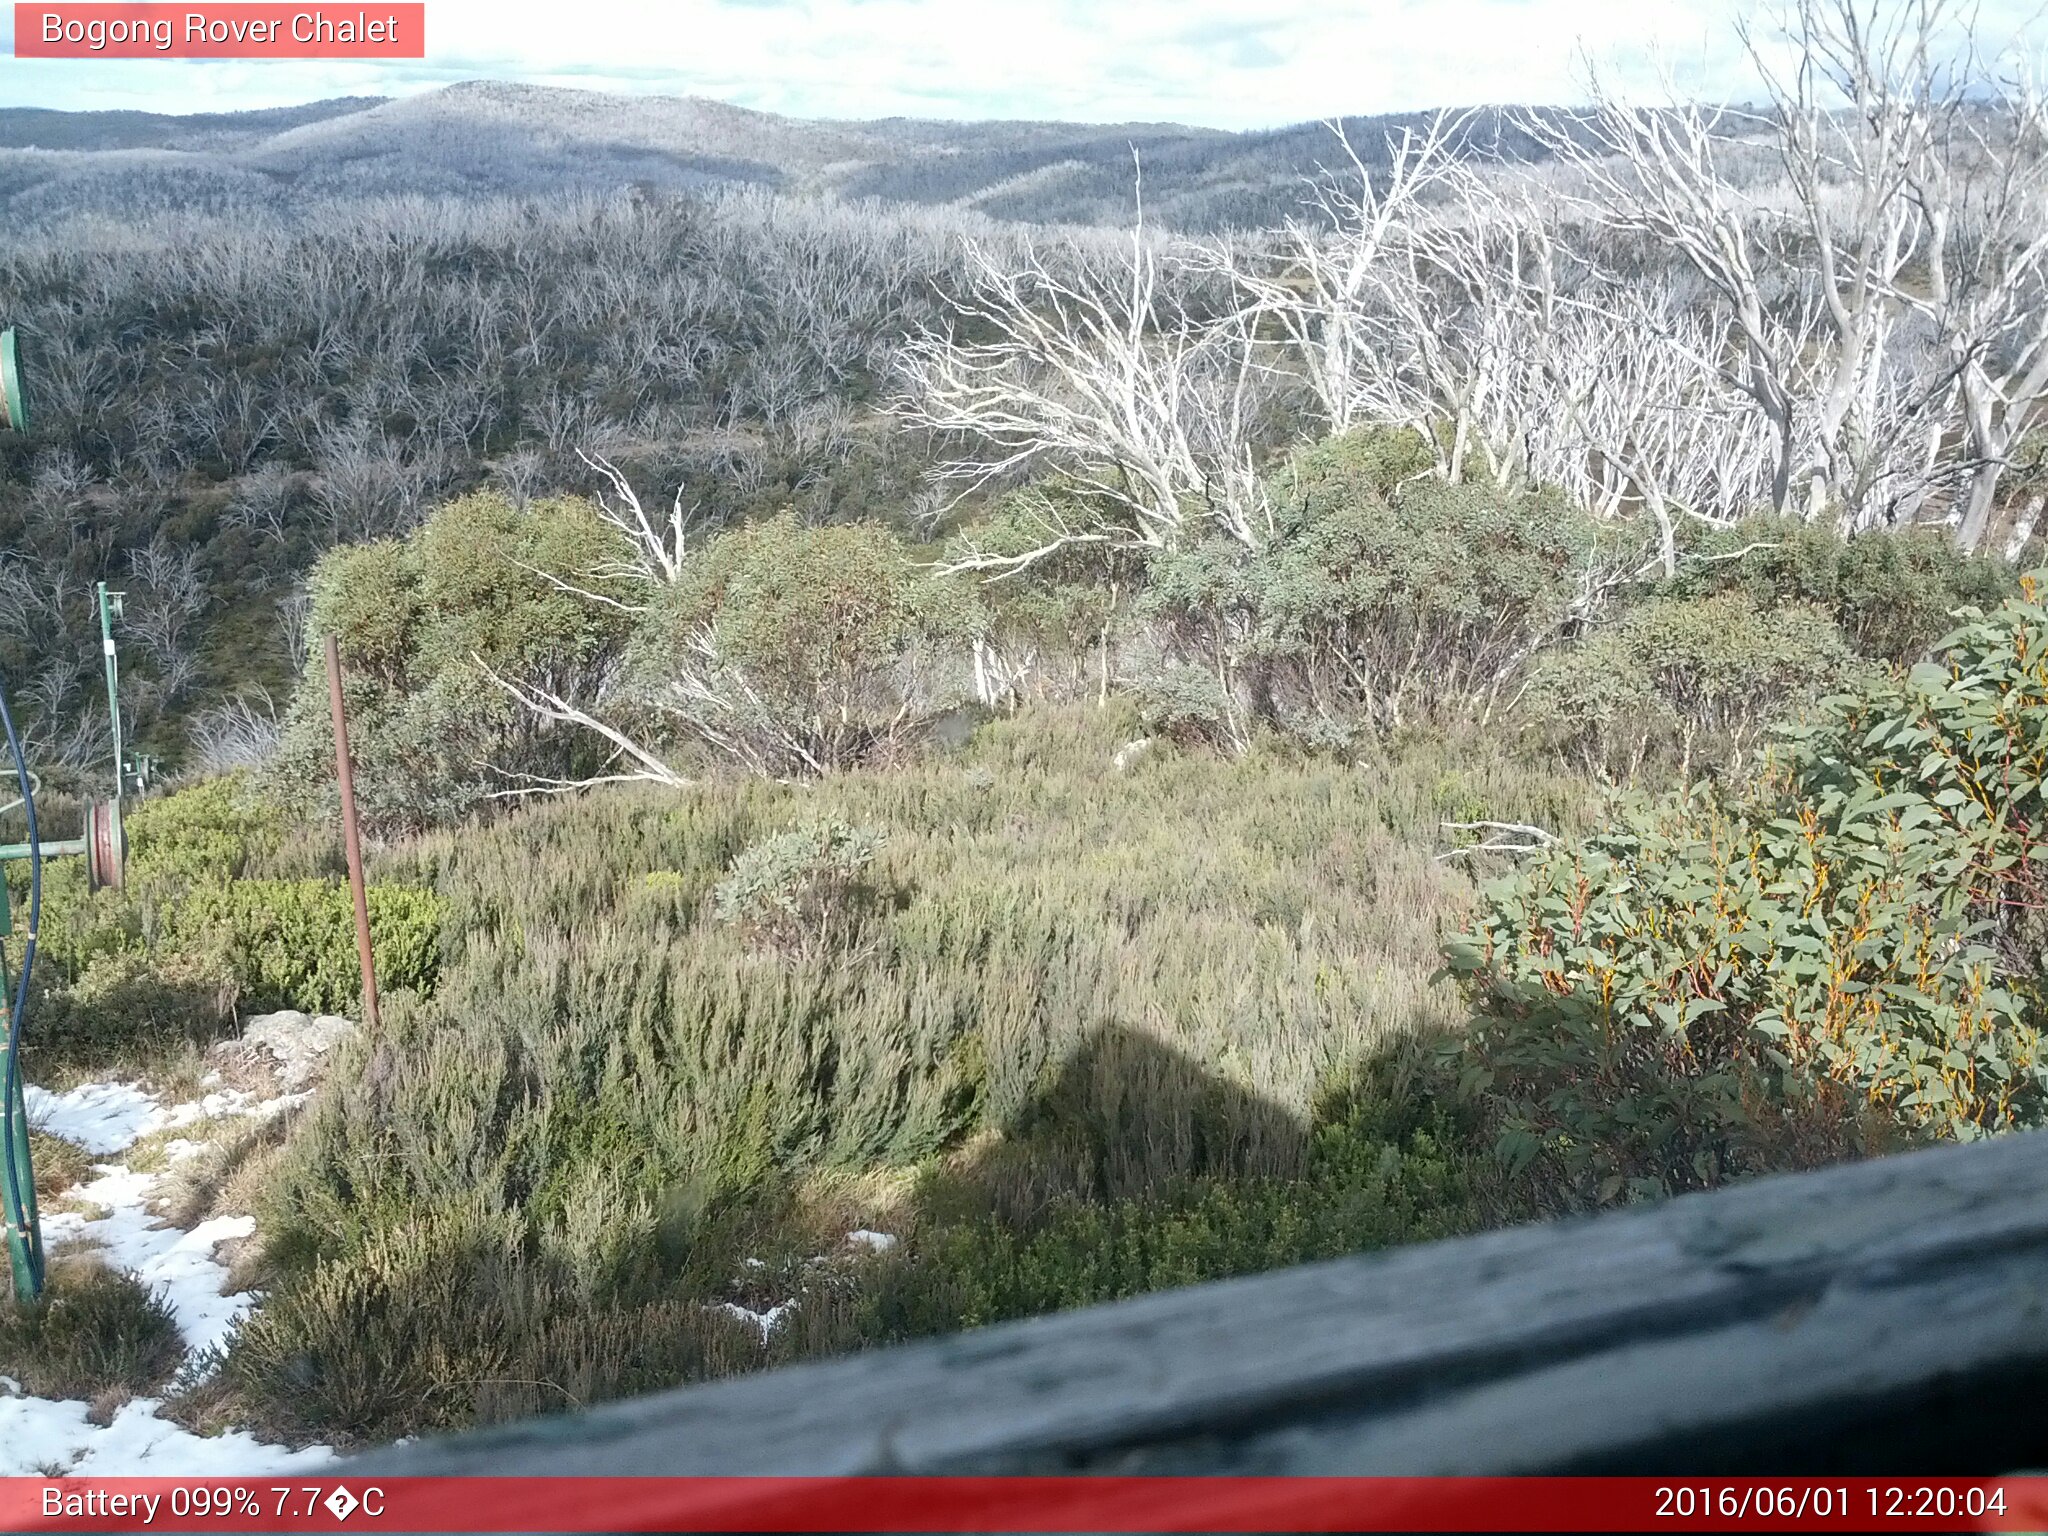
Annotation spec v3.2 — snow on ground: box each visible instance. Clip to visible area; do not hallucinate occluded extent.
[0,1390,334,1476]
[42,1165,258,1357]
[711,1230,901,1340]
[5,1079,335,1476]
[24,1080,304,1157]
[712,1299,798,1340]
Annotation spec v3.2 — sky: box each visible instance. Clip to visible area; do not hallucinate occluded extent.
[0,0,2040,126]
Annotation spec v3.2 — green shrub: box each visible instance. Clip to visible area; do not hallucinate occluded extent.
[1447,581,2048,1207]
[0,1256,184,1400]
[220,1205,767,1444]
[1145,427,1609,742]
[27,775,283,982]
[1522,594,1870,782]
[29,1131,92,1202]
[862,1082,1483,1335]
[1130,662,1240,749]
[228,1041,1494,1448]
[948,490,1145,706]
[274,498,983,827]
[627,513,977,776]
[1666,519,2017,663]
[21,778,446,1070]
[266,492,637,835]
[176,880,446,1014]
[711,820,888,961]
[26,950,238,1070]
[222,708,1589,1442]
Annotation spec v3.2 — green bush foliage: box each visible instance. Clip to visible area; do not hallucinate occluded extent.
[863,1082,1483,1335]
[1447,582,2048,1207]
[267,491,638,835]
[219,706,1588,1444]
[627,513,977,775]
[174,880,446,1014]
[0,1256,184,1400]
[1145,427,1608,742]
[220,1205,771,1442]
[1522,594,1869,781]
[711,820,889,960]
[92,433,2041,1451]
[948,490,1144,706]
[272,501,978,828]
[20,777,445,1070]
[1665,519,2018,664]
[1129,662,1239,749]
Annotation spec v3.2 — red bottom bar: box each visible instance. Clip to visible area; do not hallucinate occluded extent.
[4,1476,2047,1533]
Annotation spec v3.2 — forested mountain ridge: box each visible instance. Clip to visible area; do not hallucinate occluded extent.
[0,82,1542,230]
[0,97,384,152]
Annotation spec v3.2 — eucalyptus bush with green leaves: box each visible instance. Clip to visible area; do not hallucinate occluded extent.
[1143,427,1608,745]
[1447,581,2048,1207]
[627,512,978,777]
[1664,519,2018,664]
[1521,593,1869,782]
[266,491,638,835]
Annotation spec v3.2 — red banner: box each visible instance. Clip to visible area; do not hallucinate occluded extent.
[4,1477,2048,1532]
[13,4,424,58]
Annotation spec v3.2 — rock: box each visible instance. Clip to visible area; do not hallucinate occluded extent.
[210,1009,359,1094]
[1111,738,1156,772]
[845,1230,898,1253]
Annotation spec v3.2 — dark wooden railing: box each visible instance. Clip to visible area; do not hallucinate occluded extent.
[358,1131,2048,1477]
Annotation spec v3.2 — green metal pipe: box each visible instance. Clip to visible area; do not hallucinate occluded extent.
[0,838,85,862]
[2,1046,41,1301]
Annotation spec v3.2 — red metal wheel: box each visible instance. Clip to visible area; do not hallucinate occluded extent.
[84,801,124,891]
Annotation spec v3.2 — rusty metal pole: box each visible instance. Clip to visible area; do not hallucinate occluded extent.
[324,634,381,1032]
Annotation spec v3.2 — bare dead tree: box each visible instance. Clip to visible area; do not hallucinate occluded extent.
[1226,114,1475,438]
[277,588,313,677]
[1527,0,2048,540]
[226,461,298,542]
[898,179,1275,573]
[1869,34,2048,546]
[492,446,550,509]
[575,450,696,589]
[1541,283,1782,570]
[1437,819,1562,861]
[186,688,284,775]
[126,536,207,676]
[1521,89,1825,519]
[479,662,693,796]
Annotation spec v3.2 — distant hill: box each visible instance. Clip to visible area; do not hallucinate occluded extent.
[0,97,387,152]
[0,81,1552,233]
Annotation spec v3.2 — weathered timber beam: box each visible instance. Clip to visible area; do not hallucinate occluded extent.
[356,1131,2048,1476]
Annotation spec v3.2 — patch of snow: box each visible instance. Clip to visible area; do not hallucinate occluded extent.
[42,1167,258,1356]
[712,1299,796,1340]
[24,1082,280,1157]
[844,1229,898,1253]
[0,1396,333,1476]
[8,1077,324,1475]
[23,1083,166,1155]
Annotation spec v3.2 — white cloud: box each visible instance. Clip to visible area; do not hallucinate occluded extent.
[0,0,2039,124]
